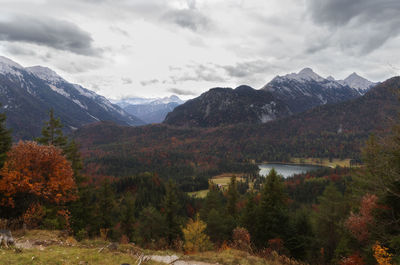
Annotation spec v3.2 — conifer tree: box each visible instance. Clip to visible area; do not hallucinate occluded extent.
[315,183,349,263]
[36,109,84,184]
[120,192,136,241]
[162,180,182,245]
[36,109,67,147]
[255,168,288,247]
[240,192,258,240]
[226,175,239,218]
[0,105,11,169]
[96,180,117,234]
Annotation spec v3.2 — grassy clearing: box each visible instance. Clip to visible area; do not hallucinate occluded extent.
[211,173,245,185]
[2,230,165,265]
[188,189,209,198]
[0,246,164,265]
[290,157,351,168]
[188,173,247,198]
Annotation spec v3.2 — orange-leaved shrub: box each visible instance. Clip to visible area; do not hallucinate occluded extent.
[0,141,77,208]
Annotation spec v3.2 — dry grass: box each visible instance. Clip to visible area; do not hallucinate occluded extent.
[290,157,351,168]
[188,173,247,198]
[0,246,165,265]
[187,189,209,198]
[1,230,164,265]
[184,249,269,265]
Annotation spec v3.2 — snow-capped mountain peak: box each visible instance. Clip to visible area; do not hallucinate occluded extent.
[326,76,336,81]
[296,68,325,81]
[338,72,376,93]
[273,67,326,83]
[151,95,185,105]
[0,55,24,76]
[114,95,185,106]
[26,66,65,84]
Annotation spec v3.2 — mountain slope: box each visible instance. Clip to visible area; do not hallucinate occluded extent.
[114,95,184,124]
[262,68,362,114]
[0,56,143,139]
[164,85,291,127]
[338,72,377,94]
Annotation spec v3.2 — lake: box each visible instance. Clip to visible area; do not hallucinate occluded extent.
[258,163,325,178]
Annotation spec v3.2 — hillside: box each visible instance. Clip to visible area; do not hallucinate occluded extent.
[75,77,400,179]
[0,56,143,139]
[164,85,291,127]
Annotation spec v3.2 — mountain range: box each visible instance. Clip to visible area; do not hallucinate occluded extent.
[0,56,144,139]
[0,55,380,139]
[112,95,185,124]
[165,68,376,127]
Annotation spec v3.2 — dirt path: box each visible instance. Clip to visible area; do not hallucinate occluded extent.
[147,255,217,265]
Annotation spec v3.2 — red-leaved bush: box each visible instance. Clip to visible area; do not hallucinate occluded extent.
[345,194,378,243]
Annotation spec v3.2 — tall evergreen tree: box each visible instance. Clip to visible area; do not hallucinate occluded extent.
[226,175,239,218]
[36,109,83,184]
[96,180,117,234]
[120,192,136,241]
[315,183,349,263]
[255,168,288,247]
[240,192,258,241]
[162,180,182,245]
[0,105,11,169]
[36,109,67,147]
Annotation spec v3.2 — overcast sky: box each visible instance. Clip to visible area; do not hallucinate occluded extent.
[0,0,399,99]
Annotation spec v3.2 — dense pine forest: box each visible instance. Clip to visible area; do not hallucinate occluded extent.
[1,97,399,264]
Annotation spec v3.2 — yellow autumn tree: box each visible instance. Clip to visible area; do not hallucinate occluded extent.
[373,242,392,265]
[182,215,213,253]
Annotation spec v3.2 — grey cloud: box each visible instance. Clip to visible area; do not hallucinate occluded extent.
[170,63,225,83]
[0,15,101,56]
[122,77,133,84]
[307,0,400,26]
[140,79,159,86]
[4,45,36,56]
[307,0,400,54]
[168,88,196,96]
[162,9,210,31]
[221,60,277,78]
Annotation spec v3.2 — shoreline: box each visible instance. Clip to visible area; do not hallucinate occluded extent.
[259,161,333,168]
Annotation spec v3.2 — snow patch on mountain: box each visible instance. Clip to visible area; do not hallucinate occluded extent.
[114,95,185,107]
[339,73,376,93]
[0,56,24,76]
[26,66,65,84]
[274,68,325,83]
[49,84,70,98]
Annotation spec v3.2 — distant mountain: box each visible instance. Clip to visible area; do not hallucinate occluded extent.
[164,85,291,127]
[164,68,374,127]
[337,72,377,94]
[0,56,144,139]
[113,95,185,124]
[262,68,362,114]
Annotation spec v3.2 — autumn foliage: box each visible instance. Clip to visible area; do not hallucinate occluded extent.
[345,194,378,243]
[0,141,77,208]
[373,242,393,265]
